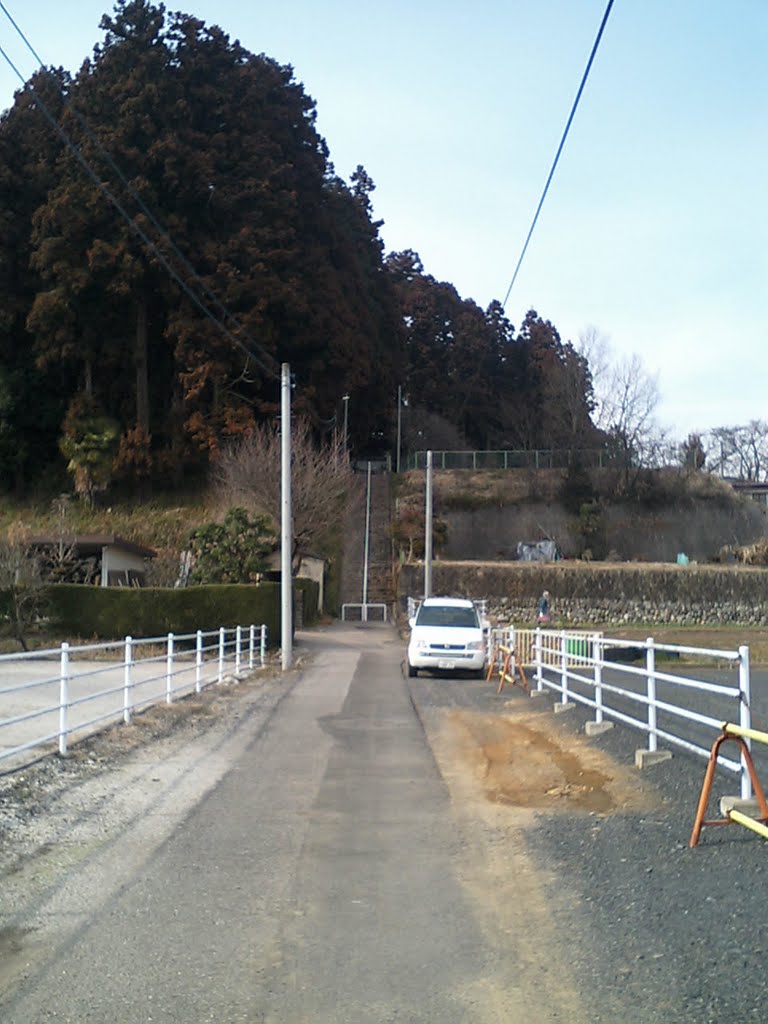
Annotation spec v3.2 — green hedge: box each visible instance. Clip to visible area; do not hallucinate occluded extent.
[43,582,291,644]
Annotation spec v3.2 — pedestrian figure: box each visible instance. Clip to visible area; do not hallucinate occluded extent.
[537,590,551,624]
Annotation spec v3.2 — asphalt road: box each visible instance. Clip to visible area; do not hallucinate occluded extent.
[0,624,583,1023]
[3,623,768,1023]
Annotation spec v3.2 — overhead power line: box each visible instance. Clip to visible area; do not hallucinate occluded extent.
[502,0,616,310]
[0,1,281,381]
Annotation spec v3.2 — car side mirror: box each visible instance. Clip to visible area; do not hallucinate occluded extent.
[408,616,416,629]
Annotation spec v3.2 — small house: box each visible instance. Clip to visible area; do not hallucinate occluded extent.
[264,552,326,613]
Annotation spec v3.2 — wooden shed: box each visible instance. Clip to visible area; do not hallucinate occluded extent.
[29,534,157,587]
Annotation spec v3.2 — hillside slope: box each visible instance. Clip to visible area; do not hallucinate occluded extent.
[395,467,767,564]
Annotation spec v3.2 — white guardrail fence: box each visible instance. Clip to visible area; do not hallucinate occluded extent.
[489,626,755,800]
[0,624,268,772]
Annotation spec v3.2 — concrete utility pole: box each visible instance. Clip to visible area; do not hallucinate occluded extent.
[362,461,372,622]
[396,385,402,474]
[424,450,433,599]
[281,363,293,671]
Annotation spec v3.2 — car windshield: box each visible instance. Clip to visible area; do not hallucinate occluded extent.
[416,605,479,628]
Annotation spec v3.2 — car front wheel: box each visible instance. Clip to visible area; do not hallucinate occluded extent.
[407,662,418,678]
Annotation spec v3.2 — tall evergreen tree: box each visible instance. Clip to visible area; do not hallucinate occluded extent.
[28,1,177,491]
[24,0,404,487]
[0,69,72,490]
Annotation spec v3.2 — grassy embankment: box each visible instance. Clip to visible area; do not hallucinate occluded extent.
[0,491,212,553]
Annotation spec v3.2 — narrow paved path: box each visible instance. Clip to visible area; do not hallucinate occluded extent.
[0,624,582,1023]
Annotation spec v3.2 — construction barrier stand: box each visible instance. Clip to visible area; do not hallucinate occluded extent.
[689,722,768,848]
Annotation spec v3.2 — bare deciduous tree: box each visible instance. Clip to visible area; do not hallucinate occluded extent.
[214,419,354,571]
[579,331,667,493]
[0,524,47,650]
[709,421,768,480]
[604,354,661,456]
[578,325,612,425]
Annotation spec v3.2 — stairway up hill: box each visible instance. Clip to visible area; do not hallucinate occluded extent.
[340,469,395,617]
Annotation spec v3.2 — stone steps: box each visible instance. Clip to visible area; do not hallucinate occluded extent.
[340,471,395,611]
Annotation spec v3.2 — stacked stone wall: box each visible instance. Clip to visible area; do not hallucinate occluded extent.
[397,561,768,626]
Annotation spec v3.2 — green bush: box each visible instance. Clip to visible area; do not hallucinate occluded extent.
[188,507,276,584]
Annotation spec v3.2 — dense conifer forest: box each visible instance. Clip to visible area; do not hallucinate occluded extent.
[0,0,600,499]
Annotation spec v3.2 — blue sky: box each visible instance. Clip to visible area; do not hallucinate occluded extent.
[1,1,766,442]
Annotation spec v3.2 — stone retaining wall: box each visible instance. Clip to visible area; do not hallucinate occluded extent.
[397,561,768,626]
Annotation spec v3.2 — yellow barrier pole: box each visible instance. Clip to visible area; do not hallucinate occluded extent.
[728,809,768,840]
[723,722,768,746]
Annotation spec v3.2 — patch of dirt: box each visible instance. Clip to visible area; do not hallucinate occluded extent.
[439,706,657,816]
[421,703,612,1022]
[418,701,662,1021]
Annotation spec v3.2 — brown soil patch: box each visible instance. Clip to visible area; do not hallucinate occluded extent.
[440,706,656,815]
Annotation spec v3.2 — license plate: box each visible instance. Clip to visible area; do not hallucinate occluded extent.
[438,659,456,669]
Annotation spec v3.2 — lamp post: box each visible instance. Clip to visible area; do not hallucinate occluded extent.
[342,394,350,450]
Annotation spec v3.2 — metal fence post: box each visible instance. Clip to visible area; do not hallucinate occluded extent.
[739,644,753,800]
[195,630,203,693]
[218,627,225,683]
[646,637,657,752]
[260,625,267,667]
[123,635,133,724]
[236,625,242,676]
[59,642,69,756]
[535,627,543,690]
[249,624,255,671]
[166,632,174,704]
[593,633,603,724]
[560,631,569,704]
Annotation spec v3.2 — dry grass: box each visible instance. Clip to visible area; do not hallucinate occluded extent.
[596,623,768,664]
[397,465,745,512]
[397,468,565,508]
[0,491,217,550]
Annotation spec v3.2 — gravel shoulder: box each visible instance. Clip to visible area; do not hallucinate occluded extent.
[408,672,768,1024]
[0,661,294,996]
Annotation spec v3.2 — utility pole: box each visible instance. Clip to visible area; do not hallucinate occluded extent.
[281,363,292,671]
[424,449,433,599]
[396,385,402,474]
[362,461,372,622]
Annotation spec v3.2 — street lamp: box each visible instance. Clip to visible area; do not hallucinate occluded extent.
[342,394,350,449]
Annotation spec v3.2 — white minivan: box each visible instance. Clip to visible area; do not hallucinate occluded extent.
[406,597,487,678]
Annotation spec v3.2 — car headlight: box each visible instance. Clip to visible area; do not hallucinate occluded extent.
[466,640,484,651]
[414,639,429,649]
